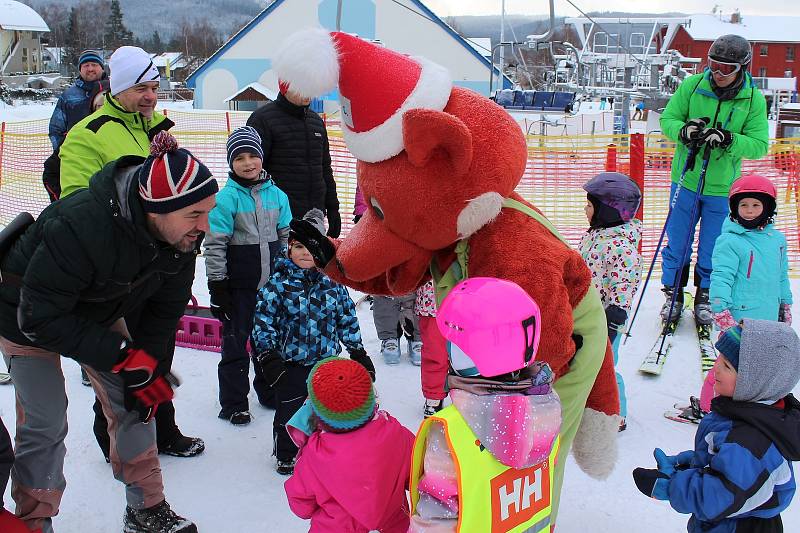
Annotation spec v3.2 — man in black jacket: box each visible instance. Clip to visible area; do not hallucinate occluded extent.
[246,84,341,237]
[0,137,217,533]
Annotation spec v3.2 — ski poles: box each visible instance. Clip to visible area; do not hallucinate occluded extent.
[624,141,701,343]
[648,144,713,359]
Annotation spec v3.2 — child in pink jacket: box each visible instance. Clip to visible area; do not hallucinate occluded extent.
[284,357,415,532]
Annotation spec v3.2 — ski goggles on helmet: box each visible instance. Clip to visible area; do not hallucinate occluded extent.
[708,57,741,77]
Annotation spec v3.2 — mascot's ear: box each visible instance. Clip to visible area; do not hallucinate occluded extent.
[402,109,473,176]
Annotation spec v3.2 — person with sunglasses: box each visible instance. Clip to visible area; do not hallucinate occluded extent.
[658,33,768,330]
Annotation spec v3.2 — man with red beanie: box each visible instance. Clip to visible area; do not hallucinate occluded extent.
[0,132,216,533]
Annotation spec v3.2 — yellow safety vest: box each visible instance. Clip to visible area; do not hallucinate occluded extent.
[410,405,560,533]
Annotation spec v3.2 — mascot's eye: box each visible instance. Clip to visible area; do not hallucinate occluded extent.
[370,197,385,220]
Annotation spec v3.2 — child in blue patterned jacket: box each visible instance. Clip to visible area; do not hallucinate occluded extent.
[252,209,374,475]
[205,126,292,426]
[633,319,800,532]
[579,172,642,429]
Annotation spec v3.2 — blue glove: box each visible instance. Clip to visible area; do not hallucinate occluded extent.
[632,468,670,500]
[654,448,695,476]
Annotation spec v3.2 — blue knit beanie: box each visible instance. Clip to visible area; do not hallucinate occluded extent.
[715,324,742,370]
[226,126,264,171]
[78,50,104,68]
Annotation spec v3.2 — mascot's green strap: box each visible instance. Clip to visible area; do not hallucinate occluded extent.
[429,196,610,520]
[431,197,566,305]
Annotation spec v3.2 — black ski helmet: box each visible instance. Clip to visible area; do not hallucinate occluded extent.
[709,34,752,68]
[582,172,642,227]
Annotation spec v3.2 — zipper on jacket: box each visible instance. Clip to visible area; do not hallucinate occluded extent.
[747,250,753,279]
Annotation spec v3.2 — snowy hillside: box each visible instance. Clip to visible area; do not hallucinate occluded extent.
[1,262,799,532]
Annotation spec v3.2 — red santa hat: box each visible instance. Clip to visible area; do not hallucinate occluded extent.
[272,28,452,163]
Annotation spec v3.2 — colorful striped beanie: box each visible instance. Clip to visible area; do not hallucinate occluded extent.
[138,131,218,213]
[715,324,742,370]
[307,357,376,432]
[226,126,264,170]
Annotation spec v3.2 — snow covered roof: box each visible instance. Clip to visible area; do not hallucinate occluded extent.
[682,14,800,43]
[150,52,187,69]
[465,37,492,58]
[224,82,278,102]
[0,0,49,32]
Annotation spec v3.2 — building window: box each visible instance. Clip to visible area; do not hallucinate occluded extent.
[759,67,768,77]
[785,69,793,78]
[760,45,768,56]
[788,47,796,61]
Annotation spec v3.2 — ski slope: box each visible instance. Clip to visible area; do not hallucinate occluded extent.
[2,262,799,532]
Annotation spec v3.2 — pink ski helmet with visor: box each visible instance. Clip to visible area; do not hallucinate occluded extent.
[436,277,542,377]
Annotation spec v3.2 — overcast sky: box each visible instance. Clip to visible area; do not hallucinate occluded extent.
[424,0,800,17]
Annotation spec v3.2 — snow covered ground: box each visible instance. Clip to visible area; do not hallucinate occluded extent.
[1,262,800,532]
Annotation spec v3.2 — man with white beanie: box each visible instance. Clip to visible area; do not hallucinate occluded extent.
[56,46,205,461]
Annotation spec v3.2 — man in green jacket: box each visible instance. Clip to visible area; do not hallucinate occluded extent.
[58,46,204,460]
[0,139,217,532]
[659,34,768,326]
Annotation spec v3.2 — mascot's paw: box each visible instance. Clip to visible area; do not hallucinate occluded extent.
[289,218,337,267]
[571,408,620,480]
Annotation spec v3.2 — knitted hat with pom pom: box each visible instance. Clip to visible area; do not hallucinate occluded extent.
[307,357,376,432]
[138,131,218,213]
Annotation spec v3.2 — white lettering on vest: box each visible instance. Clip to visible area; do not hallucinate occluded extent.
[521,469,542,511]
[499,478,522,521]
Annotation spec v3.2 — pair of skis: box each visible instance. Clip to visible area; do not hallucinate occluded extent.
[638,291,717,377]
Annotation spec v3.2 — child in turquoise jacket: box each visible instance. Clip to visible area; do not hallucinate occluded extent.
[702,174,792,412]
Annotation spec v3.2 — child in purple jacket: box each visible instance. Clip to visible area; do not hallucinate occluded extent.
[284,357,414,532]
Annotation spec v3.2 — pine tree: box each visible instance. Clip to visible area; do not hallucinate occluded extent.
[63,7,82,69]
[104,0,134,51]
[150,30,164,55]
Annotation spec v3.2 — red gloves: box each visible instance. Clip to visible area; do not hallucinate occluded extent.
[112,346,174,423]
[713,310,737,332]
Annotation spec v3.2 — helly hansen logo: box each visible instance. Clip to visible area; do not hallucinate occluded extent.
[490,461,550,532]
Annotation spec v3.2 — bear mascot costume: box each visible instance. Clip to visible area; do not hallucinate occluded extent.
[274,29,620,519]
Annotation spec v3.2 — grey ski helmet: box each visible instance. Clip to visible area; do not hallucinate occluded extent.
[582,172,642,222]
[709,34,752,68]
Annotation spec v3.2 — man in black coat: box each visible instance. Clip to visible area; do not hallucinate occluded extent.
[246,85,341,237]
[0,139,216,533]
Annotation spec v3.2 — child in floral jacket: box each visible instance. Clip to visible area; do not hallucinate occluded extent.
[579,172,642,428]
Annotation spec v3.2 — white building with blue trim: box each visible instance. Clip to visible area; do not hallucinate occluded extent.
[185,0,508,110]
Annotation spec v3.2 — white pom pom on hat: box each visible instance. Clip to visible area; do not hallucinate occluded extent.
[272,28,452,163]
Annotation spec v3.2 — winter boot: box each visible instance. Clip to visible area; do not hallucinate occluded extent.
[158,433,205,458]
[408,340,422,366]
[693,288,713,326]
[218,410,251,426]
[423,399,443,418]
[123,501,196,533]
[276,458,296,476]
[659,286,684,324]
[380,338,401,365]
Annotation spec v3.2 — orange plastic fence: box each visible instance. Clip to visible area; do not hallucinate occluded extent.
[2,111,800,277]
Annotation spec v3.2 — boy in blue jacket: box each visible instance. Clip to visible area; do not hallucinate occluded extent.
[205,126,292,425]
[251,209,374,475]
[633,319,800,532]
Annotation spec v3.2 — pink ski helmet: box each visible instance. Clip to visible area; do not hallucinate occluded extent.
[728,174,777,228]
[436,277,542,377]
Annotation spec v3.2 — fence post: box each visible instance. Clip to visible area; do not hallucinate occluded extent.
[0,121,5,186]
[630,133,645,221]
[605,143,617,172]
[225,112,231,134]
[163,109,168,118]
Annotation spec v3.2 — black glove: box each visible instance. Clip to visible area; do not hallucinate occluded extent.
[348,347,376,382]
[254,348,286,388]
[632,468,670,500]
[112,344,174,423]
[678,117,710,146]
[326,208,341,238]
[289,218,337,267]
[208,279,232,321]
[605,305,628,344]
[699,127,733,149]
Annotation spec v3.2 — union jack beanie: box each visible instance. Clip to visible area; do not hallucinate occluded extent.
[138,131,218,213]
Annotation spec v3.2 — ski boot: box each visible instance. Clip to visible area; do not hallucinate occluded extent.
[659,286,684,325]
[408,340,422,366]
[123,500,197,533]
[380,338,401,365]
[159,433,205,458]
[423,399,443,418]
[693,288,714,327]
